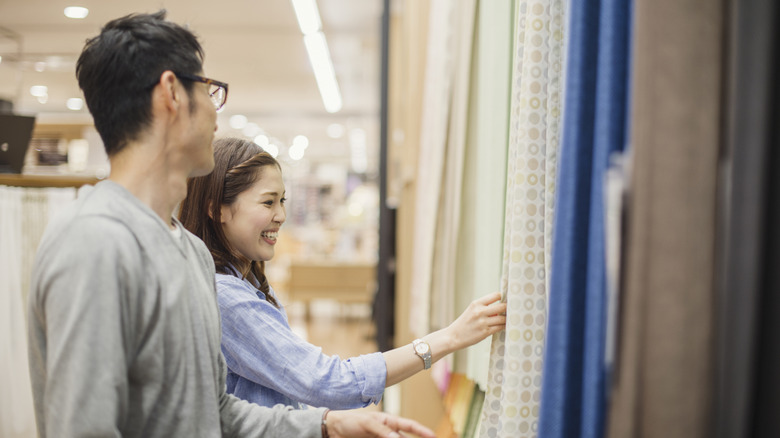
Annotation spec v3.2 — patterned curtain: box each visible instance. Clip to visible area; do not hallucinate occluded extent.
[0,185,76,438]
[480,1,566,437]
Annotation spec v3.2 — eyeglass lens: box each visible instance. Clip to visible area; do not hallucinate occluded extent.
[209,85,225,109]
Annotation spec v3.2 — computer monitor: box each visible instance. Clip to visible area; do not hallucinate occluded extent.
[0,113,36,174]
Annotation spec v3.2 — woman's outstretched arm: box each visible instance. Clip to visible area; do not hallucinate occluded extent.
[383,292,507,387]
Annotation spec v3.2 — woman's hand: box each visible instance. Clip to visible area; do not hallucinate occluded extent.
[326,410,436,438]
[445,292,507,351]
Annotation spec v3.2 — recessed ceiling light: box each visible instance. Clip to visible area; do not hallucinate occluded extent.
[64,6,89,19]
[67,98,84,111]
[254,134,270,147]
[292,135,309,149]
[327,123,344,139]
[30,85,48,97]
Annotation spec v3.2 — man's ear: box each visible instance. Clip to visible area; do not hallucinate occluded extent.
[151,71,181,115]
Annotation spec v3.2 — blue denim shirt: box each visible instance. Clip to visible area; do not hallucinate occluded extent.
[216,273,387,409]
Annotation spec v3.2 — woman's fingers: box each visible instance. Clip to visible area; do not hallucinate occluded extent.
[475,291,503,305]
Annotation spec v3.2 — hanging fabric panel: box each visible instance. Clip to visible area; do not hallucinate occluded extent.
[606,0,723,436]
[479,1,566,437]
[452,0,513,388]
[429,0,478,333]
[408,0,457,338]
[0,185,76,438]
[537,0,632,437]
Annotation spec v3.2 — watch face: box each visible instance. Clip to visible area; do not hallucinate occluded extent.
[415,343,429,354]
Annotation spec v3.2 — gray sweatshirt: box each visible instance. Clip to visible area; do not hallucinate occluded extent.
[27,180,322,437]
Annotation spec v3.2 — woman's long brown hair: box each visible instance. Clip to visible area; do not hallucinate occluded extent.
[179,137,281,307]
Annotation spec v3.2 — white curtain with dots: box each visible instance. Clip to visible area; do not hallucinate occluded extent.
[480,1,566,437]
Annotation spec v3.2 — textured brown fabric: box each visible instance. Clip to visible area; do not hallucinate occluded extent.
[606,0,724,437]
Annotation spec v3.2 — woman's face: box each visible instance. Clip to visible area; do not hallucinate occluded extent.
[220,165,286,262]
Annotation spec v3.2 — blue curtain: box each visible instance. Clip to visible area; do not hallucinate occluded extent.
[538,0,632,437]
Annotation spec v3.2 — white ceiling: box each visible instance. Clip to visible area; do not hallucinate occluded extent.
[0,0,383,172]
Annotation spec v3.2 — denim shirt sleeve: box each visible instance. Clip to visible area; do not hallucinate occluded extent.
[216,274,387,410]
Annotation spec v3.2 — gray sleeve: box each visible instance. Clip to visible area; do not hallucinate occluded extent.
[30,218,143,436]
[216,351,325,437]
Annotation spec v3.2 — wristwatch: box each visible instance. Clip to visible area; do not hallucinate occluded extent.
[412,338,432,370]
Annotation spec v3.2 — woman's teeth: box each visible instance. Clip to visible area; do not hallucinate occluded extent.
[261,231,278,240]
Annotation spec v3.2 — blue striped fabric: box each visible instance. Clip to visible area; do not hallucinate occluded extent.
[538,0,633,437]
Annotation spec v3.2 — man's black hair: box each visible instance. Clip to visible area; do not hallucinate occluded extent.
[76,10,204,156]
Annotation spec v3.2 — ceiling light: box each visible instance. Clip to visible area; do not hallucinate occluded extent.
[292,135,309,149]
[291,0,322,35]
[66,98,84,110]
[254,134,270,147]
[64,6,89,19]
[289,144,305,161]
[30,85,48,97]
[0,56,3,64]
[34,62,46,72]
[229,114,248,130]
[327,123,344,138]
[264,143,279,158]
[303,32,342,113]
[243,123,261,137]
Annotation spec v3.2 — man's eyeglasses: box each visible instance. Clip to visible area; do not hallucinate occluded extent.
[175,73,229,111]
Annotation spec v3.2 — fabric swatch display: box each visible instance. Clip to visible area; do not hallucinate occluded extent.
[429,0,477,334]
[480,1,566,437]
[452,0,512,388]
[537,0,632,437]
[0,185,77,438]
[606,0,723,436]
[408,0,458,338]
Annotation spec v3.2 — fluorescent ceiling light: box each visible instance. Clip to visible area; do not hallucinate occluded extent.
[30,85,48,97]
[64,6,89,19]
[303,32,342,113]
[66,98,84,110]
[291,0,322,35]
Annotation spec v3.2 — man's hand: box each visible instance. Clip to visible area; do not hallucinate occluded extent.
[325,410,436,438]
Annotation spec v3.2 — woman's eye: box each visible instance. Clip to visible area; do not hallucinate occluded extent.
[280,197,287,205]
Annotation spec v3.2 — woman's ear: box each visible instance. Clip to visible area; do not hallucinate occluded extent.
[219,203,231,224]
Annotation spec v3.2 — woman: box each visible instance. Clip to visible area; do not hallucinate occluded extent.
[179,137,506,410]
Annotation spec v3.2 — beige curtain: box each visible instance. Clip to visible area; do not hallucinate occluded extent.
[408,0,459,337]
[606,0,724,436]
[480,1,566,437]
[0,185,76,438]
[453,0,513,388]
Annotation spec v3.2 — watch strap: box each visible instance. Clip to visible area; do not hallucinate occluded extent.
[412,338,432,370]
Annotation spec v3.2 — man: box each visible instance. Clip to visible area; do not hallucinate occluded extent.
[27,11,434,438]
